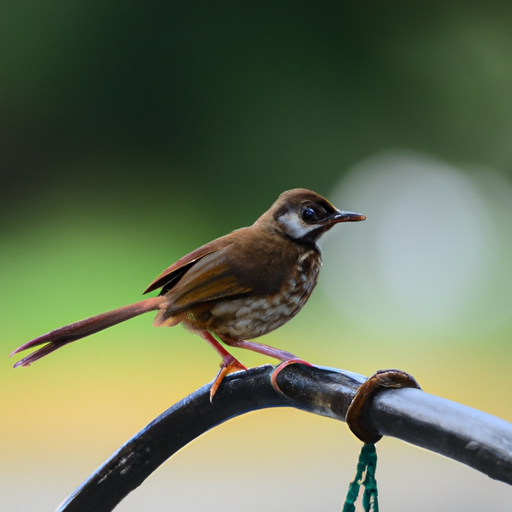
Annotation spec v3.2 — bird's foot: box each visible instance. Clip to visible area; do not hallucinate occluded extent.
[210,356,247,401]
[270,358,313,392]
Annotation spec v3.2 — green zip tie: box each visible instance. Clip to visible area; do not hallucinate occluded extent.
[342,443,379,512]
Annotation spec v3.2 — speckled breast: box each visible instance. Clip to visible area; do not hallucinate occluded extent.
[210,249,321,339]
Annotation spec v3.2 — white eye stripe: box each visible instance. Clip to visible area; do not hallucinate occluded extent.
[278,212,318,239]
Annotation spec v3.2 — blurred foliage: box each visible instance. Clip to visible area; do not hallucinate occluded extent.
[2,1,512,228]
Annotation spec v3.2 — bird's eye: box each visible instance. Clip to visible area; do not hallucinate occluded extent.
[302,206,317,222]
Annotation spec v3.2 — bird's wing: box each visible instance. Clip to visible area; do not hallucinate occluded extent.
[163,248,253,312]
[143,228,247,296]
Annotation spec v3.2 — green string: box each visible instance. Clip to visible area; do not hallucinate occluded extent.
[342,444,379,512]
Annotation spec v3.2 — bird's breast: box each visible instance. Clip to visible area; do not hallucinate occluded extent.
[208,248,321,339]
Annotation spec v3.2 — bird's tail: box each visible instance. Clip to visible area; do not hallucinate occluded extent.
[9,296,165,368]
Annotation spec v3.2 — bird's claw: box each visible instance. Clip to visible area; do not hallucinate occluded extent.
[210,357,247,401]
[270,358,313,394]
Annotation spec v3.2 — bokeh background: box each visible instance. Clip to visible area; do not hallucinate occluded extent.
[2,2,512,510]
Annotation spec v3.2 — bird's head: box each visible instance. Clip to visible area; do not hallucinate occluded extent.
[260,188,366,245]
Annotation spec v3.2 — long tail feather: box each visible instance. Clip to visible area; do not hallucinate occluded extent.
[10,296,164,367]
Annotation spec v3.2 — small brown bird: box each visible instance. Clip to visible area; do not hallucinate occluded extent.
[10,189,365,398]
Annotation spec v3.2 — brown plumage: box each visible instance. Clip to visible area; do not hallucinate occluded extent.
[10,189,365,398]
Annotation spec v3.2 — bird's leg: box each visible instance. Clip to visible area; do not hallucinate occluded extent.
[200,331,247,400]
[222,337,305,363]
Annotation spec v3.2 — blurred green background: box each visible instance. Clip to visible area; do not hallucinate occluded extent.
[2,2,512,510]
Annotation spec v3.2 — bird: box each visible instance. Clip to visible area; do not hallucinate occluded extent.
[10,189,365,399]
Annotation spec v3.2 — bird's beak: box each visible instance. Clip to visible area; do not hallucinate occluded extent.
[331,210,366,223]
